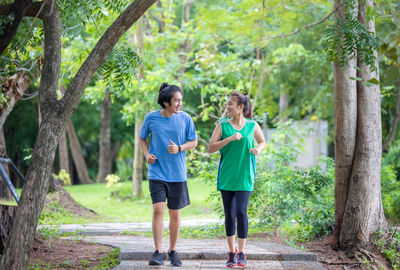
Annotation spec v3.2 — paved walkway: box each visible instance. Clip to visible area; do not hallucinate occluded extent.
[45,221,325,270]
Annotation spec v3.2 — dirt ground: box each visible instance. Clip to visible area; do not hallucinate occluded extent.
[247,233,393,270]
[29,235,116,269]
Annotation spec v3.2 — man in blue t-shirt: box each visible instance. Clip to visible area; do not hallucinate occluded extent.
[139,83,197,267]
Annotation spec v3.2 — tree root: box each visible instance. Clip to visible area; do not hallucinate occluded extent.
[351,247,386,270]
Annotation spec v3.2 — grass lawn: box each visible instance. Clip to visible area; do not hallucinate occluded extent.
[40,178,219,224]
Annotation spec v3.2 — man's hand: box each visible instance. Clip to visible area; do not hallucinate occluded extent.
[168,140,179,154]
[146,153,157,164]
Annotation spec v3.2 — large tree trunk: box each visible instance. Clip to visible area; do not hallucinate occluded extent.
[0,0,156,268]
[66,121,93,184]
[333,0,387,252]
[132,17,145,197]
[0,205,16,254]
[97,88,112,183]
[331,1,358,249]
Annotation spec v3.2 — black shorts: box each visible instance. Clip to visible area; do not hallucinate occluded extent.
[149,179,190,210]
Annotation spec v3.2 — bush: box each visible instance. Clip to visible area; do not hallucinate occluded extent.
[381,164,400,224]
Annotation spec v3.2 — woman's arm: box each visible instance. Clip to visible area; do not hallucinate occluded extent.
[208,123,242,153]
[249,122,266,156]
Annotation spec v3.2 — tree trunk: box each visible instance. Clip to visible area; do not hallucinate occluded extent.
[66,121,93,184]
[0,0,156,268]
[58,131,69,175]
[279,91,289,116]
[333,0,387,252]
[0,71,31,128]
[97,88,112,183]
[133,114,144,197]
[58,86,70,176]
[0,0,33,55]
[0,205,16,254]
[133,17,145,197]
[0,127,12,201]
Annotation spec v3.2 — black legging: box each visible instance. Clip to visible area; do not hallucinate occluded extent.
[220,190,251,239]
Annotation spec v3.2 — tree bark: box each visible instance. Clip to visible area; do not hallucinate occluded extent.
[333,0,387,252]
[66,120,93,184]
[133,17,145,197]
[0,205,16,254]
[0,72,31,128]
[0,0,156,268]
[97,88,112,183]
[331,1,358,250]
[58,86,70,176]
[0,0,33,55]
[0,127,12,201]
[0,2,62,268]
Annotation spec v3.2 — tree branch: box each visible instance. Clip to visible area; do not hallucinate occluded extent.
[60,0,157,121]
[266,3,342,40]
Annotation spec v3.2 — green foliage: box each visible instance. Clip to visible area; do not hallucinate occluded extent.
[53,169,72,186]
[96,46,141,89]
[323,0,378,71]
[179,224,225,239]
[373,230,400,270]
[94,248,120,270]
[381,163,400,224]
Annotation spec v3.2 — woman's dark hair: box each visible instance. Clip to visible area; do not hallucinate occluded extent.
[230,91,252,119]
[157,82,183,108]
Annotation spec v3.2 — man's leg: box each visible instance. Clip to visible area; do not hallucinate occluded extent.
[168,208,181,251]
[152,202,166,252]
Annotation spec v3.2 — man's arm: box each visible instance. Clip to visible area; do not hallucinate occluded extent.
[139,137,157,164]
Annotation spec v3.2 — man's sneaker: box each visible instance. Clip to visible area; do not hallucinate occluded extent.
[226,250,237,268]
[167,250,182,267]
[237,251,247,266]
[149,250,164,265]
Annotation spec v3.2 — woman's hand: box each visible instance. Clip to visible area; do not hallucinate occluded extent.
[146,153,157,164]
[249,148,259,156]
[230,132,243,141]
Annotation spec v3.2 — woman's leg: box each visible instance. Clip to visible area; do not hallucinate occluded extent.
[235,191,251,252]
[220,190,236,253]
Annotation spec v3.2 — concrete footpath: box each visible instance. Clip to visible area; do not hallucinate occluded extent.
[44,221,325,270]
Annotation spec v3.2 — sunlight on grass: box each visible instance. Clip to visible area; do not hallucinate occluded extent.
[58,178,218,224]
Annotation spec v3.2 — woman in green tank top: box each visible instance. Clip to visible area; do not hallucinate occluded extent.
[208,92,266,267]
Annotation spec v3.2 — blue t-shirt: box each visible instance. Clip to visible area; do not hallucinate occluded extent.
[139,109,197,182]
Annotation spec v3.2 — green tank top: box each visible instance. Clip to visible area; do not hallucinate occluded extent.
[217,118,256,191]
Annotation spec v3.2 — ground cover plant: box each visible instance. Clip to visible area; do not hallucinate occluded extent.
[37,179,217,225]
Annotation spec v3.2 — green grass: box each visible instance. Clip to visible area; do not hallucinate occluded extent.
[40,178,218,224]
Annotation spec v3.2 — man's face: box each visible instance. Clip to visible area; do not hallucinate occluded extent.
[164,92,183,113]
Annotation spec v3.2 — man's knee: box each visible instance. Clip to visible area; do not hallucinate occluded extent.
[153,202,165,216]
[168,209,180,220]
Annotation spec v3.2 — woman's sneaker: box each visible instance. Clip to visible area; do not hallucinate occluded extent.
[149,250,164,265]
[226,250,237,268]
[167,250,182,267]
[237,251,247,266]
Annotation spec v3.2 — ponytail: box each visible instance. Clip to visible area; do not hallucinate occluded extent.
[157,82,183,108]
[230,91,252,119]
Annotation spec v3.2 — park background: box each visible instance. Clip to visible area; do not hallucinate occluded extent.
[0,0,399,269]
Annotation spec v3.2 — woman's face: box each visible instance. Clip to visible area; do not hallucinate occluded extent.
[226,96,243,117]
[164,91,183,113]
